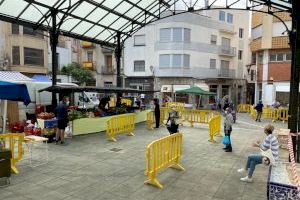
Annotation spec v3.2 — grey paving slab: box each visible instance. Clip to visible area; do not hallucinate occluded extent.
[0,113,289,200]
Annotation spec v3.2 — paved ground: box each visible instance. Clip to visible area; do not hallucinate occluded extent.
[0,113,289,200]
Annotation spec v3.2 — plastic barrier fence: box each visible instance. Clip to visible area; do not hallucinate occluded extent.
[121,99,132,106]
[0,133,24,174]
[106,113,135,142]
[165,102,185,111]
[109,98,132,107]
[278,108,288,123]
[237,104,251,113]
[262,107,271,118]
[208,115,221,143]
[144,133,184,189]
[249,106,256,119]
[182,109,213,126]
[146,109,167,129]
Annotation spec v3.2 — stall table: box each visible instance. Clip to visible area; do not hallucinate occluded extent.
[268,162,300,200]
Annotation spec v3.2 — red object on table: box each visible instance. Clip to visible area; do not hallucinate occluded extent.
[36,104,45,115]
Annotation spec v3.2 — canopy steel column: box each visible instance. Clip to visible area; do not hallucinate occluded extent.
[50,9,59,109]
[115,32,122,96]
[288,0,300,161]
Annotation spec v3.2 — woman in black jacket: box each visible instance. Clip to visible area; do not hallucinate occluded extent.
[153,98,160,128]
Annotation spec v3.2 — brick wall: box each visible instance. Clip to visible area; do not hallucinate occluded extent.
[250,38,262,52]
[268,62,291,81]
[273,12,291,22]
[257,64,263,82]
[272,36,290,49]
[252,12,263,28]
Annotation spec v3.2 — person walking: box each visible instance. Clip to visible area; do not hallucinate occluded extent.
[153,98,160,128]
[238,124,279,182]
[223,107,234,152]
[55,96,69,145]
[255,100,264,122]
[166,105,180,135]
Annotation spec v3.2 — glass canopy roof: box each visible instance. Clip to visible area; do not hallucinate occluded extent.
[0,0,292,47]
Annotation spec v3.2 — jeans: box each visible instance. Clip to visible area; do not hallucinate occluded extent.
[246,154,263,178]
[224,127,232,150]
[256,111,262,121]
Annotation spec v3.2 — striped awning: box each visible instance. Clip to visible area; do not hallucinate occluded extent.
[0,71,32,82]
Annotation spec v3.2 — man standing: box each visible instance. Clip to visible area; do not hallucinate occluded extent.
[153,98,160,128]
[255,100,264,122]
[55,96,69,145]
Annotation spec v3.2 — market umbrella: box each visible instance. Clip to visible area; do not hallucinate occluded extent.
[176,86,216,95]
[0,81,31,105]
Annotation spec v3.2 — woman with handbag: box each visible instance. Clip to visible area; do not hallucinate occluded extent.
[166,105,180,135]
[223,107,234,152]
[237,124,279,182]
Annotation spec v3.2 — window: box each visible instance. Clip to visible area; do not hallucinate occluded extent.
[239,28,244,38]
[23,26,44,38]
[258,53,263,63]
[286,53,292,60]
[227,13,233,23]
[251,52,256,64]
[24,47,44,66]
[160,28,171,42]
[134,35,145,46]
[269,54,276,62]
[221,37,230,47]
[252,25,262,39]
[219,11,225,21]
[12,46,20,65]
[87,51,93,62]
[183,54,190,67]
[134,60,145,72]
[159,54,171,67]
[210,59,216,69]
[104,82,113,88]
[277,53,284,61]
[11,24,19,34]
[250,70,255,81]
[220,60,230,77]
[173,28,182,42]
[172,54,182,68]
[184,28,191,42]
[238,50,243,60]
[210,35,217,44]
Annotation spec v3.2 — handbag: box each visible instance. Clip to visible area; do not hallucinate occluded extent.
[222,135,230,145]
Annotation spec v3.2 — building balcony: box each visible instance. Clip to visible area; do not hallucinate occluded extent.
[218,46,236,57]
[82,41,94,48]
[102,47,114,53]
[155,67,236,79]
[82,61,94,70]
[101,66,114,75]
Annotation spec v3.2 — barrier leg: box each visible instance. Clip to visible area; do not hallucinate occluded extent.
[11,162,19,174]
[127,132,135,136]
[208,135,217,143]
[144,172,163,189]
[171,163,185,171]
[190,121,194,127]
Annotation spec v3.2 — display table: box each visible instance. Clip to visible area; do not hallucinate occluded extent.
[268,162,300,200]
[72,110,150,135]
[24,135,48,167]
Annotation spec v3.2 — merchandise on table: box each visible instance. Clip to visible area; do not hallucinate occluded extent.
[37,112,55,120]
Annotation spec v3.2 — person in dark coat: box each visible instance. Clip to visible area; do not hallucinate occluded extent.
[255,100,264,122]
[166,105,180,135]
[153,98,160,128]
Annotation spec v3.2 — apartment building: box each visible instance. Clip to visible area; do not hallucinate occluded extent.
[124,10,249,104]
[250,9,292,105]
[80,41,116,87]
[0,22,48,76]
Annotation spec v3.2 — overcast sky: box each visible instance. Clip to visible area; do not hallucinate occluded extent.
[173,0,249,10]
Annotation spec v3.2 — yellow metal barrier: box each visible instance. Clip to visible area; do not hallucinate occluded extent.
[182,109,212,126]
[145,133,184,189]
[106,113,135,142]
[0,133,24,174]
[121,98,132,106]
[208,115,221,143]
[249,105,256,119]
[278,108,288,123]
[146,109,168,129]
[270,109,279,122]
[262,107,271,118]
[165,102,185,111]
[237,104,251,113]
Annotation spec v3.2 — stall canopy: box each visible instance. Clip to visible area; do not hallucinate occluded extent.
[0,81,31,105]
[0,71,32,82]
[176,86,216,96]
[32,75,51,82]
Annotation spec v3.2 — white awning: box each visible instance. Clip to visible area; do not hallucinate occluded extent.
[195,83,209,92]
[161,85,172,93]
[0,71,32,82]
[173,85,190,92]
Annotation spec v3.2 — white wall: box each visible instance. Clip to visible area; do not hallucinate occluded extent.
[272,21,291,37]
[48,40,72,71]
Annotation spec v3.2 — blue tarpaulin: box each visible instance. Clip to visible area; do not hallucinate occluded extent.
[32,75,51,82]
[0,81,31,105]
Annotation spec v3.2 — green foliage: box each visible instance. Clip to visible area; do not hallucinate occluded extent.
[68,110,88,121]
[61,62,94,85]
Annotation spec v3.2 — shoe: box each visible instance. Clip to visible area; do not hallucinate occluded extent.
[240,176,253,182]
[237,168,245,173]
[55,140,59,145]
[223,147,228,150]
[225,149,232,152]
[60,141,65,145]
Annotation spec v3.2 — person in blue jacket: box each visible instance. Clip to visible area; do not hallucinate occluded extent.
[255,100,264,122]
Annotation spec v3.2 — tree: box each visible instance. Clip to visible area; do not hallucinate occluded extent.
[61,62,94,85]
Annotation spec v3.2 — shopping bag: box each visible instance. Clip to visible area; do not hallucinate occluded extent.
[64,126,72,138]
[222,135,230,145]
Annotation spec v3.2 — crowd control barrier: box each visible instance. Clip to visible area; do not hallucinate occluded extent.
[237,104,251,113]
[109,98,132,107]
[0,133,24,174]
[183,110,213,126]
[165,102,185,112]
[249,106,256,119]
[146,109,167,129]
[121,99,132,106]
[106,113,135,142]
[208,115,221,143]
[278,108,288,123]
[145,133,184,189]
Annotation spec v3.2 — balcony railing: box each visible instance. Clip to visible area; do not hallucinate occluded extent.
[82,61,94,70]
[101,66,114,75]
[218,46,236,57]
[82,41,94,48]
[102,47,113,53]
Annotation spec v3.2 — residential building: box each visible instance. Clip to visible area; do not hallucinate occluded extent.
[249,9,292,105]
[124,10,250,105]
[79,41,116,87]
[0,22,48,76]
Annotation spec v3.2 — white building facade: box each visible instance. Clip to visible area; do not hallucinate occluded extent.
[124,10,249,104]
